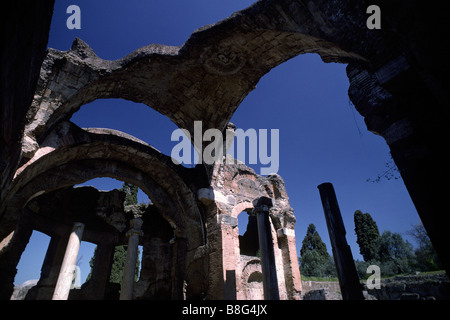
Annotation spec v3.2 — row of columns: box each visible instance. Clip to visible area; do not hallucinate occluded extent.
[14,218,144,300]
[3,198,289,300]
[1,212,187,300]
[50,218,143,300]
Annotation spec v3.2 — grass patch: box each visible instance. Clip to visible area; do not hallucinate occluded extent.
[416,270,445,276]
[379,270,446,280]
[302,270,446,282]
[301,276,339,282]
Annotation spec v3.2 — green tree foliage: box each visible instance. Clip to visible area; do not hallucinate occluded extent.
[354,210,380,261]
[406,223,442,271]
[87,245,141,283]
[300,224,328,257]
[353,211,417,277]
[376,230,415,274]
[109,245,141,283]
[355,230,416,278]
[299,224,336,277]
[120,182,138,206]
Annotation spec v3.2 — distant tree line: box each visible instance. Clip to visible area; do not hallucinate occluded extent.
[299,210,442,279]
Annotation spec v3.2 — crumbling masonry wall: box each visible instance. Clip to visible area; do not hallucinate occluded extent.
[199,157,302,299]
[2,0,450,299]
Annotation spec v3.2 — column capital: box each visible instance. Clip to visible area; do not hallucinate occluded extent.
[126,229,144,237]
[126,218,144,237]
[72,222,85,231]
[130,217,143,229]
[252,205,270,214]
[251,197,273,215]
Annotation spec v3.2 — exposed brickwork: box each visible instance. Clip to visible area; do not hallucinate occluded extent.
[1,0,450,299]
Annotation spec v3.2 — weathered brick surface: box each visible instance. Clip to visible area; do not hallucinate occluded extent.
[2,0,450,299]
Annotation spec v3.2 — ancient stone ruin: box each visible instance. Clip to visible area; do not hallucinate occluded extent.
[1,1,450,300]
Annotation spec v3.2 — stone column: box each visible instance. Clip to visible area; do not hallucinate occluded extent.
[52,222,84,300]
[25,233,68,300]
[204,209,225,300]
[119,218,143,300]
[252,197,279,300]
[317,183,364,300]
[87,243,115,299]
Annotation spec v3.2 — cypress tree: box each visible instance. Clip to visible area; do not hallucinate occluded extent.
[300,224,329,258]
[300,224,334,277]
[354,210,380,261]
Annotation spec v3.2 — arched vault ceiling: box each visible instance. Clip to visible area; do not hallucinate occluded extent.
[25,0,376,148]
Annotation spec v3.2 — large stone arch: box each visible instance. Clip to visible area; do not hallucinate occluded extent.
[23,2,448,278]
[241,258,264,300]
[0,121,208,300]
[23,0,373,164]
[3,0,450,299]
[1,122,205,250]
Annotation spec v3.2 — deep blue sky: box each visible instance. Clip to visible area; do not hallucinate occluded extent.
[15,0,420,285]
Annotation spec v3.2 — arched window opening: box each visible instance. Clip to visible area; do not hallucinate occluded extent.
[70,99,200,168]
[238,211,259,257]
[248,271,263,284]
[246,271,264,300]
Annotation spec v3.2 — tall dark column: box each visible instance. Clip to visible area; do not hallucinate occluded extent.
[252,197,279,300]
[317,183,364,300]
[87,243,115,299]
